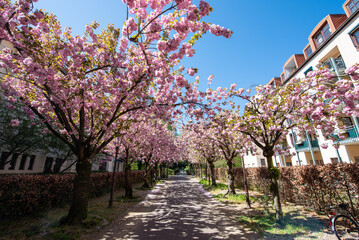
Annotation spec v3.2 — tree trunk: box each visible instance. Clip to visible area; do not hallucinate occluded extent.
[150,166,154,184]
[207,165,211,184]
[161,164,166,179]
[166,163,169,179]
[109,146,119,208]
[266,155,283,219]
[154,162,159,180]
[124,163,133,199]
[242,159,251,208]
[143,161,151,188]
[160,164,164,179]
[208,161,217,186]
[226,159,236,195]
[204,163,208,181]
[159,164,162,179]
[62,158,92,224]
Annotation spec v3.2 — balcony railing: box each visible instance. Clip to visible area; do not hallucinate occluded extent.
[331,126,359,143]
[346,127,358,138]
[294,139,319,151]
[322,57,346,73]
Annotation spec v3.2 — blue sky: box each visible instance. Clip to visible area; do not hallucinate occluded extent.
[34,0,344,93]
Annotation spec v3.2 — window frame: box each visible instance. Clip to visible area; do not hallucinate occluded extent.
[341,117,354,127]
[331,157,339,164]
[349,24,359,50]
[280,73,285,81]
[43,157,54,173]
[346,0,359,15]
[260,158,266,167]
[8,153,19,170]
[304,46,312,58]
[0,152,11,170]
[304,67,313,77]
[19,154,27,170]
[28,155,35,170]
[314,22,331,47]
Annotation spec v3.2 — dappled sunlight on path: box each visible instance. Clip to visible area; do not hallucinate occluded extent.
[89,176,262,240]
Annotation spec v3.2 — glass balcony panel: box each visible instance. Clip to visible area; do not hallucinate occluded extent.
[294,140,319,150]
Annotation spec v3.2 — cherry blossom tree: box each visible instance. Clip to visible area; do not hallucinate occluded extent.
[230,72,342,219]
[209,112,249,196]
[185,141,207,178]
[309,65,359,121]
[183,122,220,186]
[182,110,251,202]
[137,119,179,188]
[0,0,231,223]
[118,125,144,199]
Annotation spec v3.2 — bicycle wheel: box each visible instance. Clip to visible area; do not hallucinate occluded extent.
[333,215,359,240]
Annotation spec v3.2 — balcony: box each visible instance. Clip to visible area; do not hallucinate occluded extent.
[331,126,359,144]
[294,140,319,151]
[322,57,346,79]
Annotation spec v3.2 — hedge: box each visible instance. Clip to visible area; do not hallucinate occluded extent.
[211,164,359,213]
[0,171,145,216]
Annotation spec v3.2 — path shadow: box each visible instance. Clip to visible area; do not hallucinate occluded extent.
[93,175,262,240]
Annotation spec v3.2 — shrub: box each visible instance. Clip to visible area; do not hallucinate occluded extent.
[214,164,359,213]
[0,170,145,216]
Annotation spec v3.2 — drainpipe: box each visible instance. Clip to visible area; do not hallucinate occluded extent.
[335,148,343,163]
[306,131,316,165]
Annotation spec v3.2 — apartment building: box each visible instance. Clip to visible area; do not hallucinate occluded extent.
[244,0,359,168]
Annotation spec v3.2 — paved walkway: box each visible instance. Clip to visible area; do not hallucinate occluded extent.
[90,175,262,240]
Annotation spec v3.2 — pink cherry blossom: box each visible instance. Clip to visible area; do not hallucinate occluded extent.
[10,119,20,126]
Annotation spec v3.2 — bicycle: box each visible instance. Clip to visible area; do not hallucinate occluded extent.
[330,203,359,240]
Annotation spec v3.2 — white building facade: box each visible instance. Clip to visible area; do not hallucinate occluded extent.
[244,0,359,167]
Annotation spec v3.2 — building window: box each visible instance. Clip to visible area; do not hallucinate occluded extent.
[260,158,266,167]
[19,154,27,170]
[341,117,353,127]
[99,162,107,171]
[286,162,292,167]
[280,73,285,81]
[43,157,54,173]
[28,155,35,170]
[0,152,11,170]
[331,157,339,164]
[349,25,359,50]
[314,23,331,47]
[8,153,19,170]
[305,46,312,58]
[347,0,359,15]
[304,67,313,77]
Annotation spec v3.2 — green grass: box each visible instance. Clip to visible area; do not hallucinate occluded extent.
[237,211,314,237]
[199,179,228,191]
[213,193,257,205]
